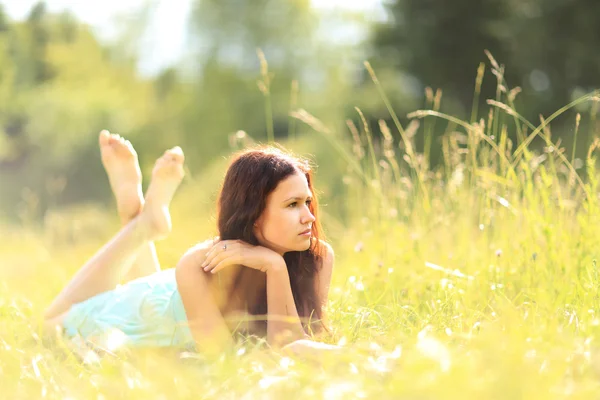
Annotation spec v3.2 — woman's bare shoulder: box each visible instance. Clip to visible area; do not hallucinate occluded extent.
[177,237,217,268]
[316,239,334,270]
[317,239,334,257]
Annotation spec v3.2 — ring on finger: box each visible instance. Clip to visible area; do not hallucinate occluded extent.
[223,244,227,250]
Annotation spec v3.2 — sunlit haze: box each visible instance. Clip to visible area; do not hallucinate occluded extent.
[2,0,382,75]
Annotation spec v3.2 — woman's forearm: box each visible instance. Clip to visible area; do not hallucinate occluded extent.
[266,263,308,346]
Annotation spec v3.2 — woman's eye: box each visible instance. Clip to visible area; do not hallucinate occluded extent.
[288,200,311,208]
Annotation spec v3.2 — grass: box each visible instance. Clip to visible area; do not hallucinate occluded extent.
[3,56,600,398]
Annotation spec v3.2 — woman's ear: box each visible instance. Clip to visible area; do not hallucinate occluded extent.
[253,214,262,229]
[253,219,265,242]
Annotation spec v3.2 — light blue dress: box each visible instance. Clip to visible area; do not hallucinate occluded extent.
[62,268,195,349]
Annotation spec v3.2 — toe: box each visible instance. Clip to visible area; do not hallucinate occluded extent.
[170,146,183,154]
[165,147,185,162]
[99,130,111,146]
[108,134,120,146]
[110,134,129,151]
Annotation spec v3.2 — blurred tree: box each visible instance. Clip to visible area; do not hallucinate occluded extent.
[373,0,509,111]
[178,0,321,167]
[0,4,9,33]
[372,0,600,120]
[26,1,55,83]
[507,0,600,112]
[190,0,315,74]
[0,0,370,224]
[0,3,156,219]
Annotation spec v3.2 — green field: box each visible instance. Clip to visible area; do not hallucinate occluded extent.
[3,64,600,398]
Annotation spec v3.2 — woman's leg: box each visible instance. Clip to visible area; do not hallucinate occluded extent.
[44,146,185,320]
[99,130,161,282]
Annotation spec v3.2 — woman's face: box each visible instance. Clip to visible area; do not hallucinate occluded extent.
[254,171,316,255]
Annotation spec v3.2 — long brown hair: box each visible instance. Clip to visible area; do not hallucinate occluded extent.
[216,145,326,335]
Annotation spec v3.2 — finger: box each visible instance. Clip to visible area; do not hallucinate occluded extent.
[202,243,218,265]
[210,260,228,274]
[203,240,239,269]
[204,248,229,271]
[211,254,242,274]
[204,243,241,272]
[202,240,226,267]
[201,248,215,268]
[203,244,230,271]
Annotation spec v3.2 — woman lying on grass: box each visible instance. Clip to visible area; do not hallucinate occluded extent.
[43,130,337,357]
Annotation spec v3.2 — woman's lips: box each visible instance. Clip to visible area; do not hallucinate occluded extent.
[299,230,311,236]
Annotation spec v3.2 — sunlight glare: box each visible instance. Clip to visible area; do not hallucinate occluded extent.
[417,332,451,372]
[104,328,128,352]
[258,375,287,390]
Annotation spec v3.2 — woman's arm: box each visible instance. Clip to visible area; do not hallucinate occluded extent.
[315,241,335,325]
[183,238,326,347]
[266,260,309,346]
[196,238,306,346]
[175,240,234,356]
[267,242,335,346]
[276,243,336,355]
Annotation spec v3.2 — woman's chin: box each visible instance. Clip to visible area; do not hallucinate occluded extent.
[274,237,312,254]
[298,238,312,251]
[279,244,310,254]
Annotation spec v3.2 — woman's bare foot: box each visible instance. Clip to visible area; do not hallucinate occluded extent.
[139,147,185,240]
[99,130,143,224]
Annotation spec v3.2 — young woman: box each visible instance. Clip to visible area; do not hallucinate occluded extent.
[43,130,335,356]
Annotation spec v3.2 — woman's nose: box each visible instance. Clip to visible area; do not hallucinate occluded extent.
[302,207,316,224]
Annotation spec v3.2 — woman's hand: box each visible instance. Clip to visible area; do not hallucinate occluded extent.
[201,239,284,274]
